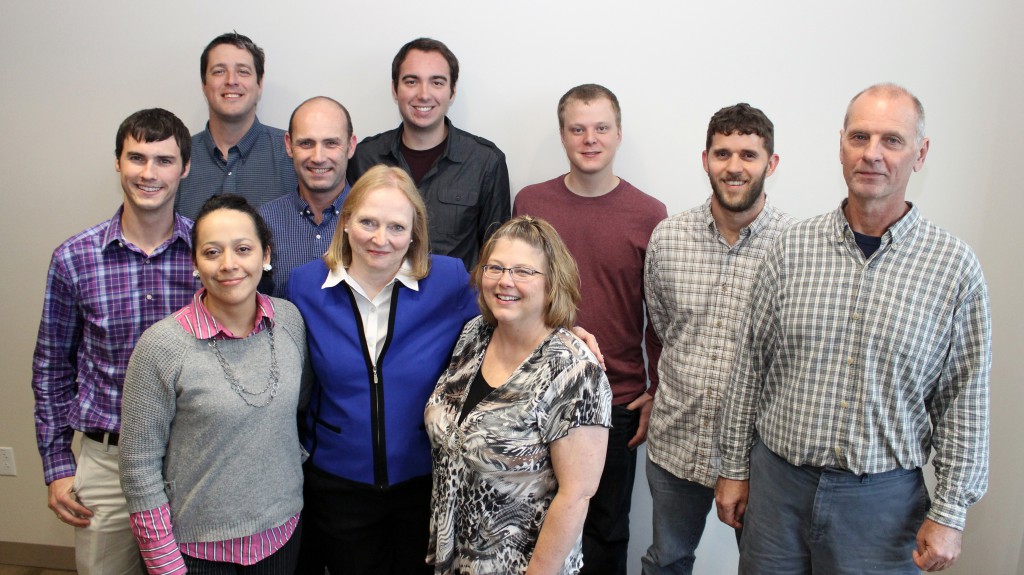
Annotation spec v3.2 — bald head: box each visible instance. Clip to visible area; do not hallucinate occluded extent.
[285,96,357,201]
[289,96,353,139]
[844,83,925,142]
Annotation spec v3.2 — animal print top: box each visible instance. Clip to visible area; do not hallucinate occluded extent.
[425,316,612,575]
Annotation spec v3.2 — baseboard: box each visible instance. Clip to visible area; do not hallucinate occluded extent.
[0,541,75,570]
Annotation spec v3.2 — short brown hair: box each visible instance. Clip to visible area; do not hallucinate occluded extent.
[200,32,265,84]
[323,165,431,279]
[473,216,580,331]
[557,83,621,130]
[391,38,459,96]
[705,103,775,155]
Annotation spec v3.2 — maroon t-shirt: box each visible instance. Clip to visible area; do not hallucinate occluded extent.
[514,175,667,404]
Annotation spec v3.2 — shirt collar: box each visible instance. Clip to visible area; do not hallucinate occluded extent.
[699,196,779,239]
[199,117,265,160]
[174,287,276,339]
[389,117,463,164]
[100,206,193,254]
[834,199,920,245]
[287,183,351,220]
[322,260,420,292]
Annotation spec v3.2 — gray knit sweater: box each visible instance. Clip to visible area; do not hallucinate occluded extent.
[119,298,309,543]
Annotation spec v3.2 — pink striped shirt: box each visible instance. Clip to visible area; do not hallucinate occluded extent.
[128,289,300,574]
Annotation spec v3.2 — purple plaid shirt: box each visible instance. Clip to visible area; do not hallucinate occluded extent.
[32,206,198,484]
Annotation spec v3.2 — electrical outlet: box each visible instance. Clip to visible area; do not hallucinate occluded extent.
[0,447,16,476]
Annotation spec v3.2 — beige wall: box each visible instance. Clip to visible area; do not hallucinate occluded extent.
[2,1,1021,573]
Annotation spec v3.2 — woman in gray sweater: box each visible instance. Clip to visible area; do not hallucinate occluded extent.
[120,195,310,574]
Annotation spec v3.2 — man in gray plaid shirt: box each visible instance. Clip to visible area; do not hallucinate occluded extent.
[716,84,991,573]
[642,103,794,574]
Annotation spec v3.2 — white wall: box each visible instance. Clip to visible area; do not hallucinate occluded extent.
[1,1,1021,573]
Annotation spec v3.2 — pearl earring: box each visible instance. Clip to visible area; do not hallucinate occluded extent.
[192,269,200,278]
[263,263,273,272]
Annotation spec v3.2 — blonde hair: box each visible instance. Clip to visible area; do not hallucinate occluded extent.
[473,215,580,330]
[323,165,431,279]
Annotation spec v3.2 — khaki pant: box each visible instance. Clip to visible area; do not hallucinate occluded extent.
[72,434,143,575]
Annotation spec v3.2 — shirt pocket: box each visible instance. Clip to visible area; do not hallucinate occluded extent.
[434,185,480,237]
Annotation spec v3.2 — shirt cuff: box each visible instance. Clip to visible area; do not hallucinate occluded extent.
[717,455,750,481]
[926,499,967,532]
[43,452,77,485]
[130,506,187,575]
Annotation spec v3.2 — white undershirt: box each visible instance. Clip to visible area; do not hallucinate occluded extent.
[321,262,420,365]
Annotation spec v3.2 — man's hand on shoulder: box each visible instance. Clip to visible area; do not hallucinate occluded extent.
[714,476,749,529]
[913,518,962,571]
[48,476,92,527]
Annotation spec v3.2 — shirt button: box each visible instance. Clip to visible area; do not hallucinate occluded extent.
[316,234,321,240]
[145,294,153,300]
[834,446,842,456]
[840,400,848,408]
[144,259,151,265]
[227,171,233,176]
[710,353,718,361]
[716,320,723,328]
[847,356,855,365]
[852,312,861,321]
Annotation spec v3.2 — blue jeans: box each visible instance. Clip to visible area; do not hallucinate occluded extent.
[640,456,716,575]
[580,405,641,575]
[740,441,930,575]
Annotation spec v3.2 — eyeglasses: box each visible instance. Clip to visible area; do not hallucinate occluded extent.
[480,264,545,282]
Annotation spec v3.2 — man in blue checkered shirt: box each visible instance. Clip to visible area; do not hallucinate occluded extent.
[259,96,356,299]
[716,84,991,574]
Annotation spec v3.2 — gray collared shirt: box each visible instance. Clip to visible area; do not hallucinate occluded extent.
[644,198,795,487]
[720,201,991,530]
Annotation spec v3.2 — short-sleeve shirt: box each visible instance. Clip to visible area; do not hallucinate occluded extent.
[425,316,612,575]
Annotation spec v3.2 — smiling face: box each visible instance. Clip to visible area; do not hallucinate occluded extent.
[481,237,549,333]
[116,136,190,217]
[202,44,263,124]
[194,208,270,320]
[286,99,356,200]
[392,49,455,134]
[840,91,928,210]
[560,97,622,178]
[344,185,415,281]
[703,131,778,214]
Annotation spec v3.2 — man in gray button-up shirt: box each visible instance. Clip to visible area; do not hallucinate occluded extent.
[643,103,794,575]
[717,84,991,574]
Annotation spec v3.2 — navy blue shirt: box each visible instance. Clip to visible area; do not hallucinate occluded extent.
[258,186,350,299]
[176,118,297,220]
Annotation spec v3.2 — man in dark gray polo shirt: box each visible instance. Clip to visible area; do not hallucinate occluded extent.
[175,32,296,220]
[349,37,510,271]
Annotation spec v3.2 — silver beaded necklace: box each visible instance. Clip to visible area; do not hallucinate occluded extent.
[208,327,280,408]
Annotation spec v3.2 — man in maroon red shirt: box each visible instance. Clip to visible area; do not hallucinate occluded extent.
[513,84,666,575]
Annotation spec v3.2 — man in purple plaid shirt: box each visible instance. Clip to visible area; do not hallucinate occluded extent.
[32,108,198,575]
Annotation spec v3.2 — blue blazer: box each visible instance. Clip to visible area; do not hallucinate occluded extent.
[288,255,478,488]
